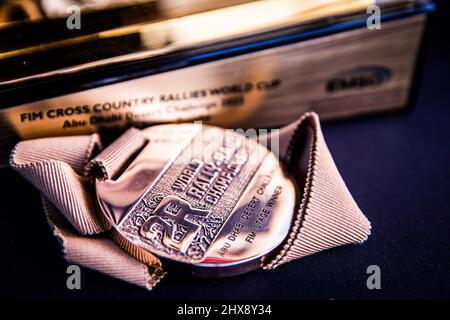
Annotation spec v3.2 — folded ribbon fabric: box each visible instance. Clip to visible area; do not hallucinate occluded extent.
[264,112,371,268]
[9,112,370,289]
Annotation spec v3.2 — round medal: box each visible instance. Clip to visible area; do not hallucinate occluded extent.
[96,124,297,277]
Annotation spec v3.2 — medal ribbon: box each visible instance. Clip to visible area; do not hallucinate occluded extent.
[9,112,371,289]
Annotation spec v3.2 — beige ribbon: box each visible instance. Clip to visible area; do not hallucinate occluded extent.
[9,112,370,289]
[10,131,164,290]
[263,112,370,268]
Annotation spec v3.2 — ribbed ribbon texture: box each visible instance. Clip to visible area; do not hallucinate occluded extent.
[264,112,371,269]
[9,112,370,288]
[10,130,164,290]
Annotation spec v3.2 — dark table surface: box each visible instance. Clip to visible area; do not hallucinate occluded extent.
[3,2,449,300]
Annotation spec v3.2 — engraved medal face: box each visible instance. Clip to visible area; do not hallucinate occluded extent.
[96,124,297,277]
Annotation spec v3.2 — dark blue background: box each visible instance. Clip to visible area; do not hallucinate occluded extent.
[3,1,449,300]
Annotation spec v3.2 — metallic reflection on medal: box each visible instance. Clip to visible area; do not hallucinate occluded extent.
[96,124,297,277]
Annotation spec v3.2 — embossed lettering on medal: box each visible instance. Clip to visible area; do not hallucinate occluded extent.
[96,124,297,276]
